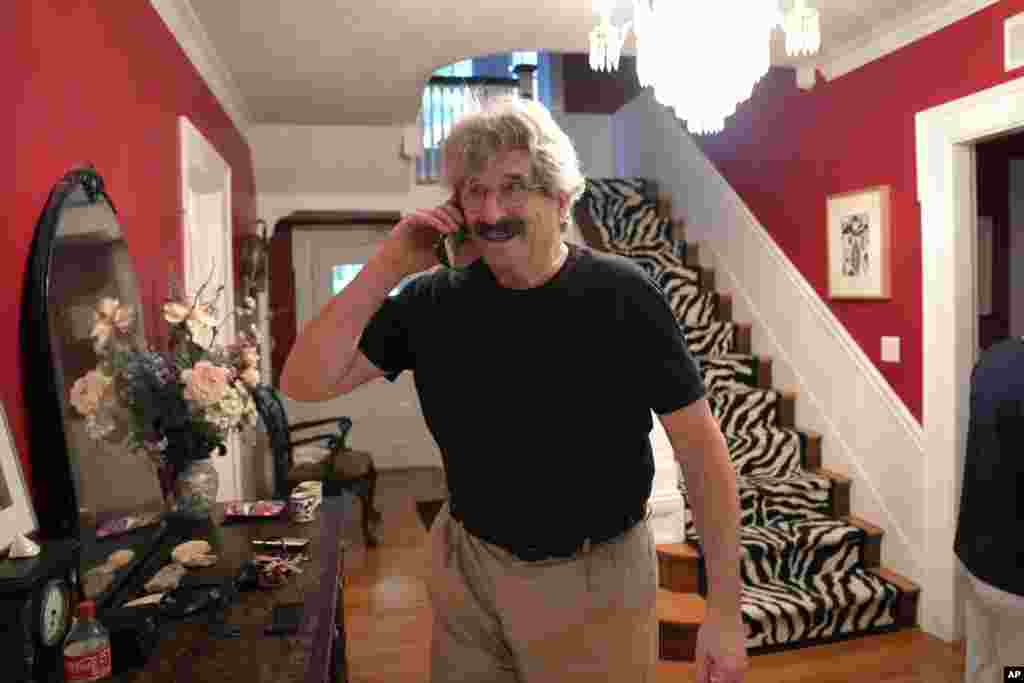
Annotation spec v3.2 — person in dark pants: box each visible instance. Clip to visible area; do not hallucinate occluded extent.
[955,336,1024,683]
[281,95,747,683]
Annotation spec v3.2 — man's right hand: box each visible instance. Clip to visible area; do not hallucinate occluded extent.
[382,198,478,275]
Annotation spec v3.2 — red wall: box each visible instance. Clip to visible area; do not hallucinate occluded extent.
[563,54,642,114]
[694,0,1024,423]
[11,1,257,506]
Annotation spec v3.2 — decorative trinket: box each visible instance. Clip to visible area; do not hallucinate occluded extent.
[122,593,165,608]
[7,533,41,559]
[145,563,186,594]
[82,566,116,599]
[252,553,308,589]
[106,549,135,569]
[171,540,218,568]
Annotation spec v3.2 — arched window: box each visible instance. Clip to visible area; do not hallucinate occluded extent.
[417,52,551,183]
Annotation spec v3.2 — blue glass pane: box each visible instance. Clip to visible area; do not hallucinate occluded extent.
[332,264,411,297]
[434,59,473,77]
[510,51,538,68]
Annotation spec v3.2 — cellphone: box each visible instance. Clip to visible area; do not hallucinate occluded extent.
[436,195,470,269]
[266,602,304,635]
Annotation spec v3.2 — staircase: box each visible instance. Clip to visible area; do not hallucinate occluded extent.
[573,177,920,660]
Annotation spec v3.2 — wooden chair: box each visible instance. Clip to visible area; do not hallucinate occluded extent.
[251,384,381,546]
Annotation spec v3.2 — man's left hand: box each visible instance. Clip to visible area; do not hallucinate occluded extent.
[694,608,748,682]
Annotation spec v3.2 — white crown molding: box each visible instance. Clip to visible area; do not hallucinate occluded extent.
[149,0,250,137]
[806,0,1001,84]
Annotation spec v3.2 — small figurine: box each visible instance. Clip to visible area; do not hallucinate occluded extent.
[7,533,41,558]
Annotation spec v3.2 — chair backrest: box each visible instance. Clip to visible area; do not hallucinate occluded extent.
[250,384,293,500]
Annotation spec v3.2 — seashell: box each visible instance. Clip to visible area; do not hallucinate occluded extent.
[184,554,218,568]
[123,593,165,608]
[106,549,135,569]
[145,563,186,594]
[171,540,217,567]
[7,533,41,558]
[83,566,116,599]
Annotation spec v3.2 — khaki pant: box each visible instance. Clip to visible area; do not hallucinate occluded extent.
[962,566,1024,683]
[426,503,658,683]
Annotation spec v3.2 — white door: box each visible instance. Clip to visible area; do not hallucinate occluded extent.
[179,116,242,501]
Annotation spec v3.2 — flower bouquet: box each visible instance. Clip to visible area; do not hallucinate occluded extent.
[69,276,261,518]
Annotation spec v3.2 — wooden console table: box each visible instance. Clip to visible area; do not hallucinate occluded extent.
[111,493,358,683]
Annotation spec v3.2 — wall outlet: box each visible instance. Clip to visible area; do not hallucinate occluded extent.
[881,336,901,363]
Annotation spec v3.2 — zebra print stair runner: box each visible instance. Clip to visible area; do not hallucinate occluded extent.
[576,177,907,652]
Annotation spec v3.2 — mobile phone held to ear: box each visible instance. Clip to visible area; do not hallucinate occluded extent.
[266,602,304,635]
[435,195,471,269]
[435,226,470,269]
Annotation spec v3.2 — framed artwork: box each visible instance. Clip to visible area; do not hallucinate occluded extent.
[0,400,37,553]
[826,185,892,300]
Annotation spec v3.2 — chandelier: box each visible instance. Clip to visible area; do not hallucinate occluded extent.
[589,1,822,134]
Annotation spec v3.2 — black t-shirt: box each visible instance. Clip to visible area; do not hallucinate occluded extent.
[954,336,1024,596]
[358,242,705,549]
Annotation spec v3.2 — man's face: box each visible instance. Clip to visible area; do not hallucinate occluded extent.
[457,149,567,270]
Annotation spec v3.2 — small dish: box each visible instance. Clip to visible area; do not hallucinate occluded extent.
[223,500,286,518]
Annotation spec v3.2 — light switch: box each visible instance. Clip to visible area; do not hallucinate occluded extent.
[881,336,901,363]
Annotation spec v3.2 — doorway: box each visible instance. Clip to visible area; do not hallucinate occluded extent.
[916,74,1024,642]
[975,133,1024,351]
[179,115,242,501]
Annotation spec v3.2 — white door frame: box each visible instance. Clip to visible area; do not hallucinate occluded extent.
[915,74,1024,642]
[179,115,242,502]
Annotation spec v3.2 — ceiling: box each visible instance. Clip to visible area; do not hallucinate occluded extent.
[185,0,953,127]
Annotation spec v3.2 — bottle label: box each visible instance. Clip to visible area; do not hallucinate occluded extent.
[64,645,112,682]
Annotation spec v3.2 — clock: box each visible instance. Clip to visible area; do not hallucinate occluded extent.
[0,537,80,682]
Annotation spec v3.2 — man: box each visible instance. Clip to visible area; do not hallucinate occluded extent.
[954,335,1024,683]
[281,96,747,682]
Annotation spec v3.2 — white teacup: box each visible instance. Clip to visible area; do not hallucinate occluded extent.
[288,481,323,523]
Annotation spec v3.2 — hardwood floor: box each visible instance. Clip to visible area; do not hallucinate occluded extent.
[340,468,966,683]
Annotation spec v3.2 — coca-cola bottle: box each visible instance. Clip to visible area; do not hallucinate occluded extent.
[63,600,112,682]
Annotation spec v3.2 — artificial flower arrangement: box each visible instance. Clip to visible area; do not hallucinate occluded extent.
[68,275,262,503]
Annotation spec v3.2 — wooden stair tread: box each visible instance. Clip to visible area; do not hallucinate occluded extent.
[843,515,883,536]
[868,567,920,594]
[656,542,700,560]
[657,589,706,624]
[812,467,851,484]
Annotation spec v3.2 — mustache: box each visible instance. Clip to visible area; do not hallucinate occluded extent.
[472,217,526,241]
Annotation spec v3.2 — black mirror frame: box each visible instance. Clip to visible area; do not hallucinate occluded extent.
[20,164,118,540]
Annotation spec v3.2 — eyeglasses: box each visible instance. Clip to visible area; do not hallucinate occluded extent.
[460,180,546,211]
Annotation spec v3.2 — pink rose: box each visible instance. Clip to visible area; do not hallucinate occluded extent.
[70,370,113,416]
[240,367,260,388]
[240,347,259,368]
[182,361,231,405]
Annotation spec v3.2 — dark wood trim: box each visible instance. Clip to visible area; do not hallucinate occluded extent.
[845,515,884,569]
[571,201,609,251]
[801,430,822,470]
[309,494,349,683]
[429,75,519,88]
[734,323,752,354]
[699,267,715,291]
[778,389,797,429]
[268,210,402,386]
[814,468,852,518]
[276,210,402,231]
[868,567,921,627]
[684,242,700,268]
[756,357,774,389]
[716,293,732,323]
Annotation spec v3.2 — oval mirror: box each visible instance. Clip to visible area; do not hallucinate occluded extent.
[22,166,168,607]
